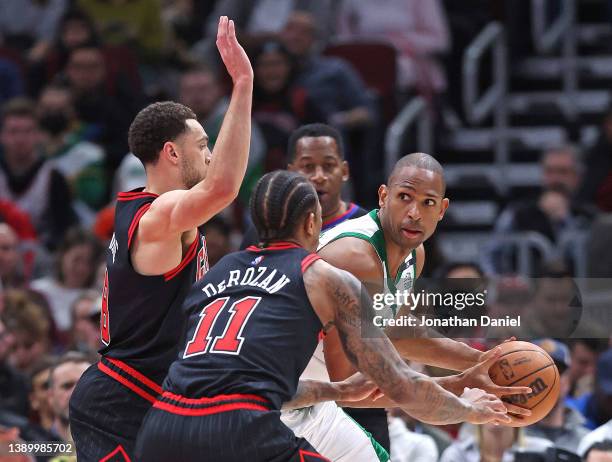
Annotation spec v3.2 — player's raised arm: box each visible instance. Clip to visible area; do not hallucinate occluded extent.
[304,259,511,426]
[138,17,253,240]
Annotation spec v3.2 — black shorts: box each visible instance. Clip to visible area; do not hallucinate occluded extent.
[343,408,390,453]
[135,392,329,462]
[69,358,161,462]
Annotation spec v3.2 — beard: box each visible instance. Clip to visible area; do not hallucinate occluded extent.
[180,157,204,189]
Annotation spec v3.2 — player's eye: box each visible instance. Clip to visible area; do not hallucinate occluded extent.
[424,199,436,206]
[399,193,411,201]
[324,163,335,171]
[302,164,315,171]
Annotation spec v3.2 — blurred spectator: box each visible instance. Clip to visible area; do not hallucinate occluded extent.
[0,316,29,417]
[0,0,67,59]
[76,0,165,58]
[62,44,136,168]
[435,261,484,279]
[251,40,323,171]
[70,291,101,356]
[200,0,337,55]
[178,64,267,205]
[162,0,217,57]
[584,440,612,462]
[0,58,24,106]
[28,8,101,97]
[541,146,583,197]
[522,263,581,339]
[488,146,594,276]
[439,423,552,462]
[580,428,612,459]
[202,216,232,267]
[336,0,450,95]
[38,83,107,217]
[280,11,374,131]
[3,290,52,375]
[578,107,612,212]
[0,223,24,290]
[31,228,103,334]
[28,357,55,433]
[0,426,34,462]
[568,349,612,430]
[567,339,609,399]
[0,98,78,250]
[388,410,439,462]
[47,352,91,443]
[526,339,590,453]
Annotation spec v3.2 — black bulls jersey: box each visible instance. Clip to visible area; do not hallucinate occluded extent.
[163,242,322,410]
[99,189,209,385]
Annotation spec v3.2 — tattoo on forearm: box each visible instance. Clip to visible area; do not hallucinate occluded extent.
[327,270,471,425]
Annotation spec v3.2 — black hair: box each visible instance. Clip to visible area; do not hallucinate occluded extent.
[250,170,318,243]
[55,227,104,286]
[388,152,446,193]
[585,440,612,458]
[204,215,231,237]
[287,123,344,161]
[128,101,197,165]
[58,8,99,47]
[48,351,93,387]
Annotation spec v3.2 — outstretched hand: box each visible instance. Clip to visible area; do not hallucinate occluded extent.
[461,387,512,425]
[216,16,253,84]
[457,347,533,423]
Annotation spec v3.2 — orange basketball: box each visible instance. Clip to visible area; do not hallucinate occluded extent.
[488,341,560,427]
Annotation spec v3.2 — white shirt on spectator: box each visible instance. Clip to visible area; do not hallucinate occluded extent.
[389,417,439,462]
[337,0,450,92]
[578,420,612,457]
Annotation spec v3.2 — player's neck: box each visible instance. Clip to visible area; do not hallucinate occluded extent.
[322,200,347,224]
[143,165,184,195]
[380,226,415,279]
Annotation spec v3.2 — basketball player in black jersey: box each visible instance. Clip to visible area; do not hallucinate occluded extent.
[135,171,512,462]
[69,17,254,461]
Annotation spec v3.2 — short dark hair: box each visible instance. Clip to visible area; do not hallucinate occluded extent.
[128,101,197,165]
[388,152,446,193]
[48,351,93,387]
[1,98,37,126]
[203,215,231,237]
[585,440,612,458]
[55,227,103,286]
[287,123,344,161]
[250,170,318,243]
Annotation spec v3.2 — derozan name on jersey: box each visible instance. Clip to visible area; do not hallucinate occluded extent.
[201,267,291,297]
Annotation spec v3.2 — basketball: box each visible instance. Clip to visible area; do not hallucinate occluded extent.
[488,341,561,427]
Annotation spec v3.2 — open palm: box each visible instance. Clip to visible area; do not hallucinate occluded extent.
[216,16,253,84]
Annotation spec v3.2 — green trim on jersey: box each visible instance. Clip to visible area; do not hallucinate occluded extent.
[341,409,390,462]
[318,209,417,317]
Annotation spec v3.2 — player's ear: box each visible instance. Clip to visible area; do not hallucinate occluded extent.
[287,162,296,172]
[378,185,388,208]
[161,141,179,165]
[439,198,450,220]
[304,211,317,237]
[341,160,349,182]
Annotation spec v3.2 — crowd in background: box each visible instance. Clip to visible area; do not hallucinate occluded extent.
[1,1,612,461]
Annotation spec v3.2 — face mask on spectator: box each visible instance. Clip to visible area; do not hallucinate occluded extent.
[39,112,70,136]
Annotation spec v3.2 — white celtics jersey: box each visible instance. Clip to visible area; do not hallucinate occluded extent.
[302,209,417,381]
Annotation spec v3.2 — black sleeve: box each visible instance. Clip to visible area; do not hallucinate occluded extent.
[43,169,79,250]
[239,224,260,250]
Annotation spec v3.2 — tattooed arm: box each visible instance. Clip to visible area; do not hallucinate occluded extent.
[282,374,377,410]
[304,259,510,426]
